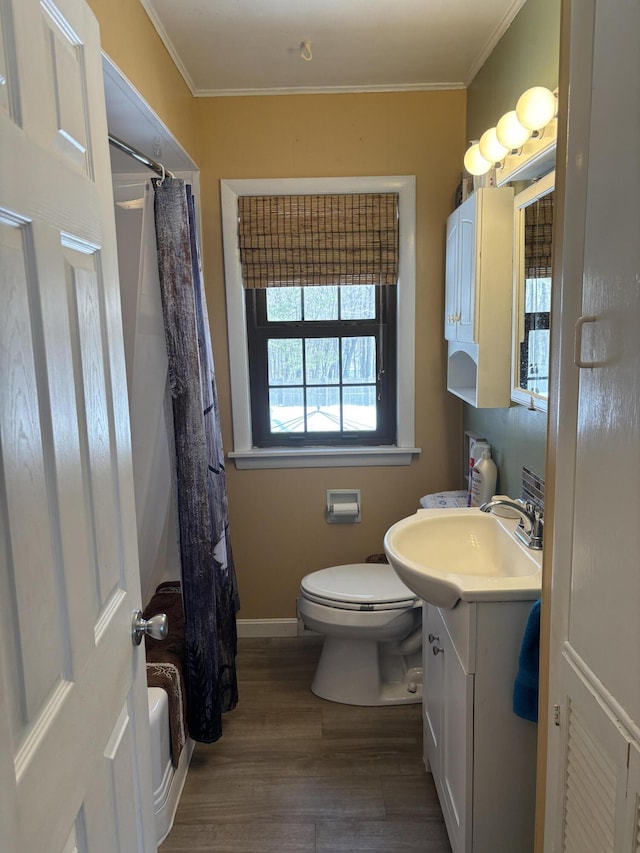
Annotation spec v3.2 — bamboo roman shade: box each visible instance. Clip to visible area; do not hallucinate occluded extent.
[524,190,554,278]
[237,193,399,288]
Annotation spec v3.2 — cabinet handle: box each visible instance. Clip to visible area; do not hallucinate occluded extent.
[573,314,598,368]
[428,633,440,644]
[432,645,444,656]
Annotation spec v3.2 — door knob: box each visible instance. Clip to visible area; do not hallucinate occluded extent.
[132,610,168,646]
[432,645,444,656]
[428,633,440,644]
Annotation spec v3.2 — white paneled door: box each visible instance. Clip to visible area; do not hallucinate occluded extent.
[545,0,640,850]
[0,0,155,851]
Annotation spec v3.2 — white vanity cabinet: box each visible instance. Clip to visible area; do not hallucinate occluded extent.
[422,599,538,853]
[444,187,514,408]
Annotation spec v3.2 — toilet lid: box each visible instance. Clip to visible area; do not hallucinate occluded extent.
[300,563,417,611]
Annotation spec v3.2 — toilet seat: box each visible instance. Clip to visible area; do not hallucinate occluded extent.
[297,562,422,705]
[300,563,417,611]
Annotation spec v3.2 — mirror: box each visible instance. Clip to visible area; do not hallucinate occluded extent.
[512,170,555,411]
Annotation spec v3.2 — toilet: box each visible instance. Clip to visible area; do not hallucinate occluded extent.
[297,562,422,706]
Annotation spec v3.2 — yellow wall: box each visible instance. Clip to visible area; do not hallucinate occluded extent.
[88,2,469,619]
[195,92,466,618]
[87,0,199,160]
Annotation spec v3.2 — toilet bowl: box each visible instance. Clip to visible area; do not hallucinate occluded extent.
[297,562,422,706]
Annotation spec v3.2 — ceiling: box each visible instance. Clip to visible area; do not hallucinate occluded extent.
[140,0,527,97]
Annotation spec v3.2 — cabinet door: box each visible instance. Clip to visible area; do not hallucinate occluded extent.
[441,626,473,853]
[423,605,445,772]
[444,210,459,342]
[444,196,477,345]
[456,201,477,343]
[424,606,473,853]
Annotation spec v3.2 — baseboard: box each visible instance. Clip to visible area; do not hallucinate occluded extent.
[236,618,300,638]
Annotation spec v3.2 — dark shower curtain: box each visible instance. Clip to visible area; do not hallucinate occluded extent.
[153,176,239,742]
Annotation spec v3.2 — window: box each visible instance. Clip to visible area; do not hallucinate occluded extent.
[246,284,397,447]
[220,176,418,469]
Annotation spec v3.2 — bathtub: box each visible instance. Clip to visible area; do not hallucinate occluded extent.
[148,687,194,845]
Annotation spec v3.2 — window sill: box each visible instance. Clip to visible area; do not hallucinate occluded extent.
[228,446,421,470]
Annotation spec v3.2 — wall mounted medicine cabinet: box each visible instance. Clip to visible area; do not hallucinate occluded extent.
[445,187,514,408]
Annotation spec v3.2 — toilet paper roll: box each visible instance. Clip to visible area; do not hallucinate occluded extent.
[331,502,359,516]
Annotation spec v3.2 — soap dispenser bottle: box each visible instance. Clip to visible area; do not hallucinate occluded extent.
[470,447,498,507]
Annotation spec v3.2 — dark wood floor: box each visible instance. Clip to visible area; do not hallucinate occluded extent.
[161,636,451,852]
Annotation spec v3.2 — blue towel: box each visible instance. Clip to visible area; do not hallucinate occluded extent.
[513,599,541,723]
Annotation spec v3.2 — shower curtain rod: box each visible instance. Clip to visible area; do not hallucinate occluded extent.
[108,134,175,179]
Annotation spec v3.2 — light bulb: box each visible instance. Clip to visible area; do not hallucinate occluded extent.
[478,128,509,164]
[496,111,531,150]
[463,144,492,176]
[516,87,556,131]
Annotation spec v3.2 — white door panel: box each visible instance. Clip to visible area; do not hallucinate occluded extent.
[546,0,640,848]
[565,0,640,719]
[0,0,155,849]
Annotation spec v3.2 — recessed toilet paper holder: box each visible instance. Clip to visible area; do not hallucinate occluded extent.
[326,489,361,523]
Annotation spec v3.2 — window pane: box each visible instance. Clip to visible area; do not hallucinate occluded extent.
[269,387,304,432]
[268,339,303,385]
[267,287,302,321]
[343,386,377,431]
[305,338,339,385]
[524,277,551,313]
[340,285,375,319]
[306,387,341,431]
[303,286,338,321]
[342,336,376,383]
[524,329,549,395]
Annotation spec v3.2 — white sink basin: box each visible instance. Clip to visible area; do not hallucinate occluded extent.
[383,507,542,609]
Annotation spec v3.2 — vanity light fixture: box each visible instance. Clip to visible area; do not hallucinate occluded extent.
[463,142,492,176]
[496,110,532,150]
[516,86,557,132]
[464,86,558,179]
[478,127,509,164]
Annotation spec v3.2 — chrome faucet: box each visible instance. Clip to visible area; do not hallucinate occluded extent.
[479,499,544,550]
